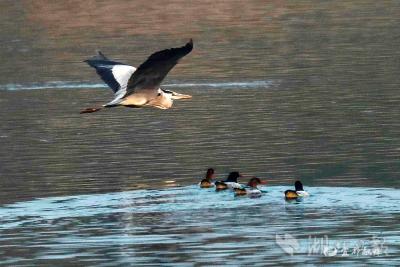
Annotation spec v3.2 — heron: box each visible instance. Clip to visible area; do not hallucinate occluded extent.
[80,39,193,114]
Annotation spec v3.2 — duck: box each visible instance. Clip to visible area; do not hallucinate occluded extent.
[234,177,267,198]
[284,180,310,199]
[215,172,242,191]
[199,168,216,188]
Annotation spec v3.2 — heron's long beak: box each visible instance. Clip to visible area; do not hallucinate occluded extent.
[171,91,192,100]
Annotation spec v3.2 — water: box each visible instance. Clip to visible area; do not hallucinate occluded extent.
[1,0,400,265]
[1,186,399,265]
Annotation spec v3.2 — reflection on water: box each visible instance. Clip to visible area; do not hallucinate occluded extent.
[0,80,275,91]
[1,0,400,265]
[0,186,399,265]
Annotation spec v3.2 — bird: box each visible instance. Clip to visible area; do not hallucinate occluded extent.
[199,168,216,188]
[215,172,242,191]
[284,180,310,199]
[233,177,267,198]
[80,39,193,114]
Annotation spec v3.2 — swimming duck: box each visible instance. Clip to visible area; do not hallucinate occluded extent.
[215,172,242,191]
[284,181,310,199]
[199,168,216,188]
[234,177,267,198]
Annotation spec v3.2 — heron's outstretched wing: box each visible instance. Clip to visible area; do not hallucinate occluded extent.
[125,39,193,96]
[85,51,136,94]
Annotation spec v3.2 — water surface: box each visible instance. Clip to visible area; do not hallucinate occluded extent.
[1,186,399,265]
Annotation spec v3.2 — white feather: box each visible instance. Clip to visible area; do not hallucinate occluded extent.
[296,190,310,197]
[225,182,242,189]
[112,65,136,90]
[104,65,136,106]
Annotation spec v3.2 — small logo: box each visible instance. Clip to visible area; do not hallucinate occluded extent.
[275,233,300,255]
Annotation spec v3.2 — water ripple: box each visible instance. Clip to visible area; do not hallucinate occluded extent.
[0,186,399,265]
[0,80,275,91]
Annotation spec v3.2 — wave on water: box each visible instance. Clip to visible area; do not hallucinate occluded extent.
[0,80,275,91]
[164,81,274,88]
[0,185,399,230]
[1,81,105,91]
[0,185,399,265]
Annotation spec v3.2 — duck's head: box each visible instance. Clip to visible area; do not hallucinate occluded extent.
[215,181,228,191]
[295,180,304,191]
[205,168,215,180]
[247,177,267,188]
[200,179,213,188]
[225,171,241,183]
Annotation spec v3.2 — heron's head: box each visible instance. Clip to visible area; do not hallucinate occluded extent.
[162,89,192,100]
[149,89,191,109]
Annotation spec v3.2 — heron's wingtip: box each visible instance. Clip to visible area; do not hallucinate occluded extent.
[96,50,107,58]
[185,38,193,51]
[84,50,108,63]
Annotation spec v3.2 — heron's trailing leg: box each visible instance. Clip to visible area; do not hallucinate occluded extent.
[80,107,103,114]
[80,103,121,113]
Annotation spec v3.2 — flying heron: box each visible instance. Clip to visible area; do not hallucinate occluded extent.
[80,39,193,113]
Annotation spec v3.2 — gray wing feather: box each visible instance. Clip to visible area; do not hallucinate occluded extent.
[125,39,193,96]
[85,51,133,93]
